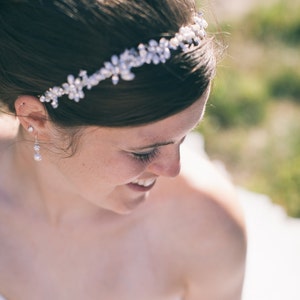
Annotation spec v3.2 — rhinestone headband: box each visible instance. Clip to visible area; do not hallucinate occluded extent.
[39,13,208,108]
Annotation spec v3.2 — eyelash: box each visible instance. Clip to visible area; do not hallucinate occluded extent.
[130,136,187,164]
[131,148,160,164]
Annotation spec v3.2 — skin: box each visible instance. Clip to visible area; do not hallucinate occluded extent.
[0,92,246,300]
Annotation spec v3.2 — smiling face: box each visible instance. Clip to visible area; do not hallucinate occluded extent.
[49,93,208,214]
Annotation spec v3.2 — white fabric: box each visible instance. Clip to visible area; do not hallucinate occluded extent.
[239,188,300,300]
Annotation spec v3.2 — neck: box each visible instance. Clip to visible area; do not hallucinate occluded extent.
[3,128,118,226]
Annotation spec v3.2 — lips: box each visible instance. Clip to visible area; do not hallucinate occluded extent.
[126,178,157,192]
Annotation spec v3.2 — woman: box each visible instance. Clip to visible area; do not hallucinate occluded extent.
[0,1,246,299]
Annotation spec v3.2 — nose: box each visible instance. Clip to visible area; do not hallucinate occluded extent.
[147,145,181,178]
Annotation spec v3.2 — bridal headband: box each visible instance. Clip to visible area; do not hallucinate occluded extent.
[39,13,208,108]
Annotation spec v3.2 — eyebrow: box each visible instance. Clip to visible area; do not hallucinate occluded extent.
[131,140,175,151]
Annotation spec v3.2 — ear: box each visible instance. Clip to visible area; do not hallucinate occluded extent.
[15,95,49,137]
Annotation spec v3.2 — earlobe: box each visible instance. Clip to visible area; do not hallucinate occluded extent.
[15,95,48,133]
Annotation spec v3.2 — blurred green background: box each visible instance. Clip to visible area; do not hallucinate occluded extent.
[197,0,300,217]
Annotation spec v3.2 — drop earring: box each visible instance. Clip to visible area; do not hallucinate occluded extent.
[27,125,42,161]
[33,135,42,162]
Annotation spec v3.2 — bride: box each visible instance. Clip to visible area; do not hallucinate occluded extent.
[0,0,246,299]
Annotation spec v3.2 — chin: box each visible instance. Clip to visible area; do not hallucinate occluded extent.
[116,193,148,215]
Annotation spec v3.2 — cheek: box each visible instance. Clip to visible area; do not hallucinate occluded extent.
[102,156,148,183]
[77,152,148,185]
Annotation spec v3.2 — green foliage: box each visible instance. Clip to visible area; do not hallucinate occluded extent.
[201,0,300,217]
[245,0,300,45]
[267,68,300,101]
[270,157,300,218]
[208,71,268,128]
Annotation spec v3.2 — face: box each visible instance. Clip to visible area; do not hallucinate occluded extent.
[49,95,208,214]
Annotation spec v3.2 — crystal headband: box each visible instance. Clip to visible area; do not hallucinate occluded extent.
[39,13,208,108]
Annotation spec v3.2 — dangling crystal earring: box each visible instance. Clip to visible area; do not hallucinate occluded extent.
[33,135,42,162]
[27,126,42,161]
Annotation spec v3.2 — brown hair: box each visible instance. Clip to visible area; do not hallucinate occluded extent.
[0,0,216,127]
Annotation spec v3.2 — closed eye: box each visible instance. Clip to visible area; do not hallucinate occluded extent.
[131,148,160,164]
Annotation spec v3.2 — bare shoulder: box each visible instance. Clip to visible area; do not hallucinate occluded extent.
[153,151,247,253]
[152,140,246,238]
[149,142,246,299]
